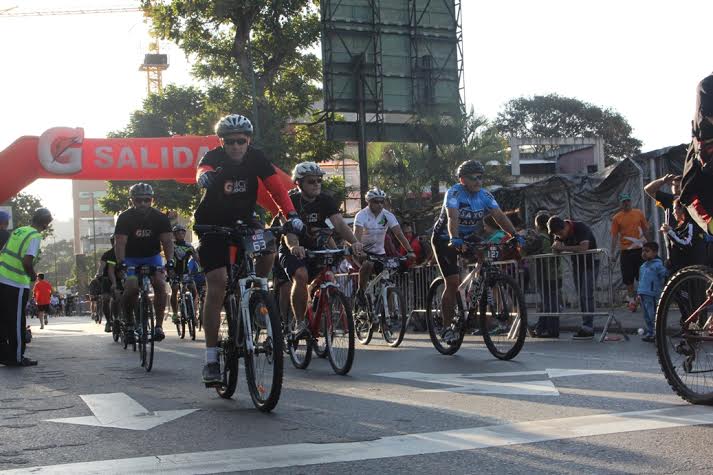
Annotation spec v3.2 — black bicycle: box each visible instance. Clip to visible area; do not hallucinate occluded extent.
[172,274,197,341]
[125,265,161,372]
[426,239,527,360]
[194,222,284,412]
[656,265,713,404]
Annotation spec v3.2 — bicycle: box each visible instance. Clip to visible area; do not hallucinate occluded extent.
[656,265,713,404]
[284,247,355,375]
[172,273,197,341]
[426,239,527,360]
[194,222,283,412]
[124,265,161,372]
[352,255,408,347]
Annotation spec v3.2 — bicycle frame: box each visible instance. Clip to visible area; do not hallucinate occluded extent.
[305,269,341,337]
[363,258,401,317]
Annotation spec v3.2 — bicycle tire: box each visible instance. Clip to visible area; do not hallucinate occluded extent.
[656,265,713,405]
[425,278,465,355]
[382,287,407,347]
[314,322,328,358]
[325,289,355,375]
[137,298,147,367]
[286,304,312,370]
[353,294,374,345]
[185,294,196,341]
[244,290,283,412]
[479,272,527,361]
[144,297,155,372]
[216,295,239,399]
[176,297,186,339]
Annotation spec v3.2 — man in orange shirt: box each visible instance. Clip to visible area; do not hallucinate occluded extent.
[610,193,650,303]
[33,274,52,329]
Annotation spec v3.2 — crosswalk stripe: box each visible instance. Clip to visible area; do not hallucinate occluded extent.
[4,405,713,474]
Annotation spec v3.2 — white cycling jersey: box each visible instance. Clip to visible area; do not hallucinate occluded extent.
[353,207,399,255]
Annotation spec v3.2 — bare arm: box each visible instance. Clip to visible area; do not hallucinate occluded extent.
[331,214,358,245]
[354,225,364,243]
[489,208,517,236]
[557,240,590,253]
[644,174,677,200]
[390,225,414,253]
[114,234,128,263]
[446,208,460,239]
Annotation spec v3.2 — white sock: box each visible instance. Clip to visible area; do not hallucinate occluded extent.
[205,347,218,364]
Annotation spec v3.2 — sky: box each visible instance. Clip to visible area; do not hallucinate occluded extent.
[1,0,711,221]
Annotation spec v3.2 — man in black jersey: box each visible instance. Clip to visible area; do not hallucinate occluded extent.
[114,183,174,343]
[169,224,199,325]
[276,162,363,336]
[194,114,303,384]
[97,235,117,333]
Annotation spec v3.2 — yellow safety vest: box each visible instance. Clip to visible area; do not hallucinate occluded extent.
[0,226,41,287]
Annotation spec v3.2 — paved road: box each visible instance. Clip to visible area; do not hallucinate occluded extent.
[1,316,711,474]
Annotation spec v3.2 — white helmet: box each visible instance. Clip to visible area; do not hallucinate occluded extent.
[365,187,387,202]
[291,161,325,182]
[214,114,253,137]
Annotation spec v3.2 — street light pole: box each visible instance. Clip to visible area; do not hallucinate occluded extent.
[91,192,97,274]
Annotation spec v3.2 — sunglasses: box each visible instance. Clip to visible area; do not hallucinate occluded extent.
[133,197,152,204]
[224,138,248,146]
[370,200,385,205]
[304,178,322,185]
[465,175,483,181]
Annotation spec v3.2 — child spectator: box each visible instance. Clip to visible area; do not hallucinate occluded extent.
[660,197,707,273]
[636,241,668,343]
[483,215,507,243]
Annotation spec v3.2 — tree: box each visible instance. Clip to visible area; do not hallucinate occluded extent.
[495,94,642,161]
[1,192,52,235]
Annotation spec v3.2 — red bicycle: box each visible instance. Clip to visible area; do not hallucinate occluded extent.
[284,248,355,375]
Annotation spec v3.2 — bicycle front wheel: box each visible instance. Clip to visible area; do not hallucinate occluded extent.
[185,295,196,341]
[656,265,713,405]
[144,296,155,372]
[426,278,465,355]
[285,304,312,370]
[244,290,283,412]
[382,287,407,347]
[325,289,355,375]
[216,295,239,399]
[480,272,527,361]
[353,294,374,345]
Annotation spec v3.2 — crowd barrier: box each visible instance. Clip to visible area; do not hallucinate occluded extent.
[334,248,626,342]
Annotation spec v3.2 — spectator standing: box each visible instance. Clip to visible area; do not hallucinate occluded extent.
[610,192,649,305]
[0,208,52,366]
[397,223,423,266]
[33,274,52,329]
[547,216,599,340]
[531,212,561,338]
[0,211,10,250]
[636,242,667,343]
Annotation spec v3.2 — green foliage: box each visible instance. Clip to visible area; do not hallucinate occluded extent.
[495,94,642,161]
[99,181,201,217]
[37,239,74,287]
[1,192,52,236]
[321,175,349,208]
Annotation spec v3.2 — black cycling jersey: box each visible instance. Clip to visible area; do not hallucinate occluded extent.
[100,248,116,278]
[194,146,276,226]
[173,239,196,275]
[114,207,172,258]
[694,72,713,141]
[280,190,339,250]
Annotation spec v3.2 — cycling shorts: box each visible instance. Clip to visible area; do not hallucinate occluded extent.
[124,254,164,277]
[431,235,459,278]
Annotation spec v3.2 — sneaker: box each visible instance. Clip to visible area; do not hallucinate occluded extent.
[104,321,112,333]
[572,329,594,340]
[641,335,655,343]
[171,313,179,324]
[44,317,48,325]
[202,362,222,385]
[152,326,166,342]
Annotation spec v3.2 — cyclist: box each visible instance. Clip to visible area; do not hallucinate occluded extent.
[194,114,304,385]
[353,188,415,306]
[274,162,363,336]
[114,183,174,343]
[431,160,521,343]
[169,224,199,326]
[97,235,117,332]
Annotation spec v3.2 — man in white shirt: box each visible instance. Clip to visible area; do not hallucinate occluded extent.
[353,188,415,305]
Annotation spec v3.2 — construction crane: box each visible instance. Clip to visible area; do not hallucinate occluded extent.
[0,4,168,95]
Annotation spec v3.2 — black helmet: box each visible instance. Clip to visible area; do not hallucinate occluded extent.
[31,207,53,226]
[129,183,154,198]
[456,160,485,177]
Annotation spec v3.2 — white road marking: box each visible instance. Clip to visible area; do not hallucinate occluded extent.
[8,405,713,474]
[46,393,198,431]
[374,369,626,396]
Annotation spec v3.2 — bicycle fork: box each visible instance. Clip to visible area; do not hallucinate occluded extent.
[238,275,269,355]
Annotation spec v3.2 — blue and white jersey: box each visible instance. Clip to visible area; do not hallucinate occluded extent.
[432,184,499,239]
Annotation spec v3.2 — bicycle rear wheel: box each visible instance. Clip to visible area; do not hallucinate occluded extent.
[480,273,527,360]
[382,287,407,347]
[656,266,713,405]
[426,278,465,355]
[244,290,283,412]
[353,294,374,345]
[325,289,355,375]
[216,295,239,399]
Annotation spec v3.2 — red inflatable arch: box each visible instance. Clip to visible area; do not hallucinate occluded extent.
[0,127,293,214]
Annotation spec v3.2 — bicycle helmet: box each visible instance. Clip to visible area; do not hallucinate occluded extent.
[129,182,154,198]
[172,224,186,232]
[215,114,253,137]
[365,187,387,202]
[456,160,485,177]
[291,161,325,182]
